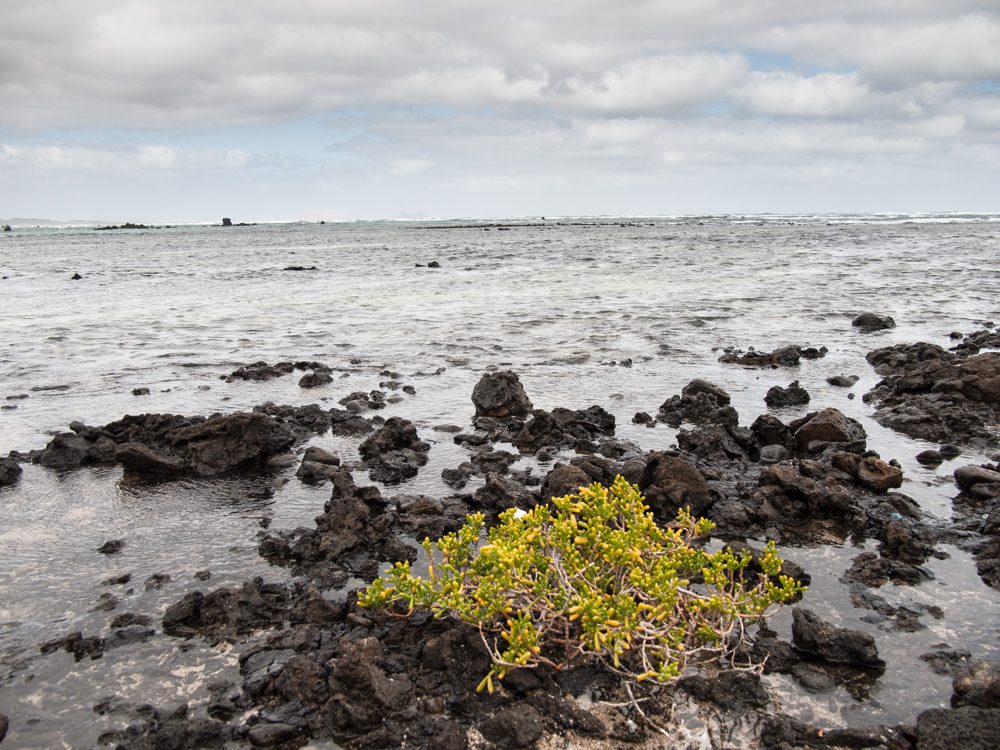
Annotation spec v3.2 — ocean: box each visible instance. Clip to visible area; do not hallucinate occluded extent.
[1,215,998,747]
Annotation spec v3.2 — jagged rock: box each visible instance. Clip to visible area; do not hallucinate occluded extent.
[921,646,973,675]
[791,607,884,668]
[359,417,430,485]
[511,406,615,452]
[472,472,536,511]
[751,414,794,448]
[472,371,533,418]
[639,452,713,517]
[852,312,896,331]
[658,379,732,426]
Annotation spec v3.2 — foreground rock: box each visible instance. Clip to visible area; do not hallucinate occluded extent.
[865,342,1000,447]
[511,405,615,452]
[916,706,1000,750]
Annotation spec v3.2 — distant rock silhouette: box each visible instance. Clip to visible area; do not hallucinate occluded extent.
[222,217,233,227]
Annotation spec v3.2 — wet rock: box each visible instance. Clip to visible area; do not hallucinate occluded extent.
[916,706,1000,750]
[843,551,929,587]
[480,704,545,748]
[541,464,592,500]
[161,578,322,639]
[791,607,884,668]
[751,414,794,448]
[38,432,95,469]
[792,408,867,449]
[106,624,156,650]
[761,716,911,749]
[658,379,731,426]
[0,457,22,486]
[359,417,430,485]
[328,407,373,436]
[131,387,150,396]
[852,312,896,331]
[832,453,904,492]
[765,380,811,407]
[952,660,1000,708]
[71,272,83,280]
[827,374,860,387]
[115,443,189,475]
[298,370,333,388]
[720,344,820,368]
[0,711,6,742]
[677,423,755,462]
[916,449,944,466]
[954,464,1000,492]
[470,449,518,475]
[679,670,769,710]
[472,472,536,511]
[472,371,533,418]
[441,463,475,489]
[632,411,654,424]
[98,539,125,555]
[920,646,972,675]
[511,405,615,452]
[98,704,232,749]
[144,573,171,590]
[40,632,105,661]
[865,344,1000,446]
[639,452,714,518]
[790,663,837,693]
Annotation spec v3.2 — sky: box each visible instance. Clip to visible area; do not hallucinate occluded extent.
[1,1,999,222]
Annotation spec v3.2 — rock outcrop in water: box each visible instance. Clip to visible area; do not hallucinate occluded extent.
[864,340,1000,447]
[719,344,827,368]
[471,371,533,418]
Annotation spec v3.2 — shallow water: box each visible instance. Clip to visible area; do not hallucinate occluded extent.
[1,216,999,747]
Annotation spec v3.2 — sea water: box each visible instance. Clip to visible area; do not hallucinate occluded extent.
[0,216,998,747]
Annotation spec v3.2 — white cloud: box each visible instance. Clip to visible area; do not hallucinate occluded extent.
[737,72,875,117]
[0,143,251,174]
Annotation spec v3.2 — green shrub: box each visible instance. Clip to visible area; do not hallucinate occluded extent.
[359,475,804,693]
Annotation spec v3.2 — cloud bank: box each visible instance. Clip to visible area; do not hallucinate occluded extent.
[1,1,997,219]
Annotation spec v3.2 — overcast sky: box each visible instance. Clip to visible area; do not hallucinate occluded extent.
[2,1,998,222]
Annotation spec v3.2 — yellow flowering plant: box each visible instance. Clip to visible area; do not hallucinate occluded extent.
[358,475,803,693]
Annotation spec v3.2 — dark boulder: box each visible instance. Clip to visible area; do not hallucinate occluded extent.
[0,457,22,486]
[659,378,732,426]
[540,464,592,500]
[358,417,430,485]
[765,380,810,407]
[791,408,866,450]
[472,472,536,511]
[512,405,615,452]
[298,370,333,388]
[639,452,714,518]
[471,371,533,418]
[480,704,545,749]
[852,312,896,331]
[791,607,884,668]
[751,414,794,448]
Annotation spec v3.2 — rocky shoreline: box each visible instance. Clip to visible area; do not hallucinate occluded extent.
[2,326,999,749]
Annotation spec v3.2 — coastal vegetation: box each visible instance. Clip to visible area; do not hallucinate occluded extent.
[360,476,805,692]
